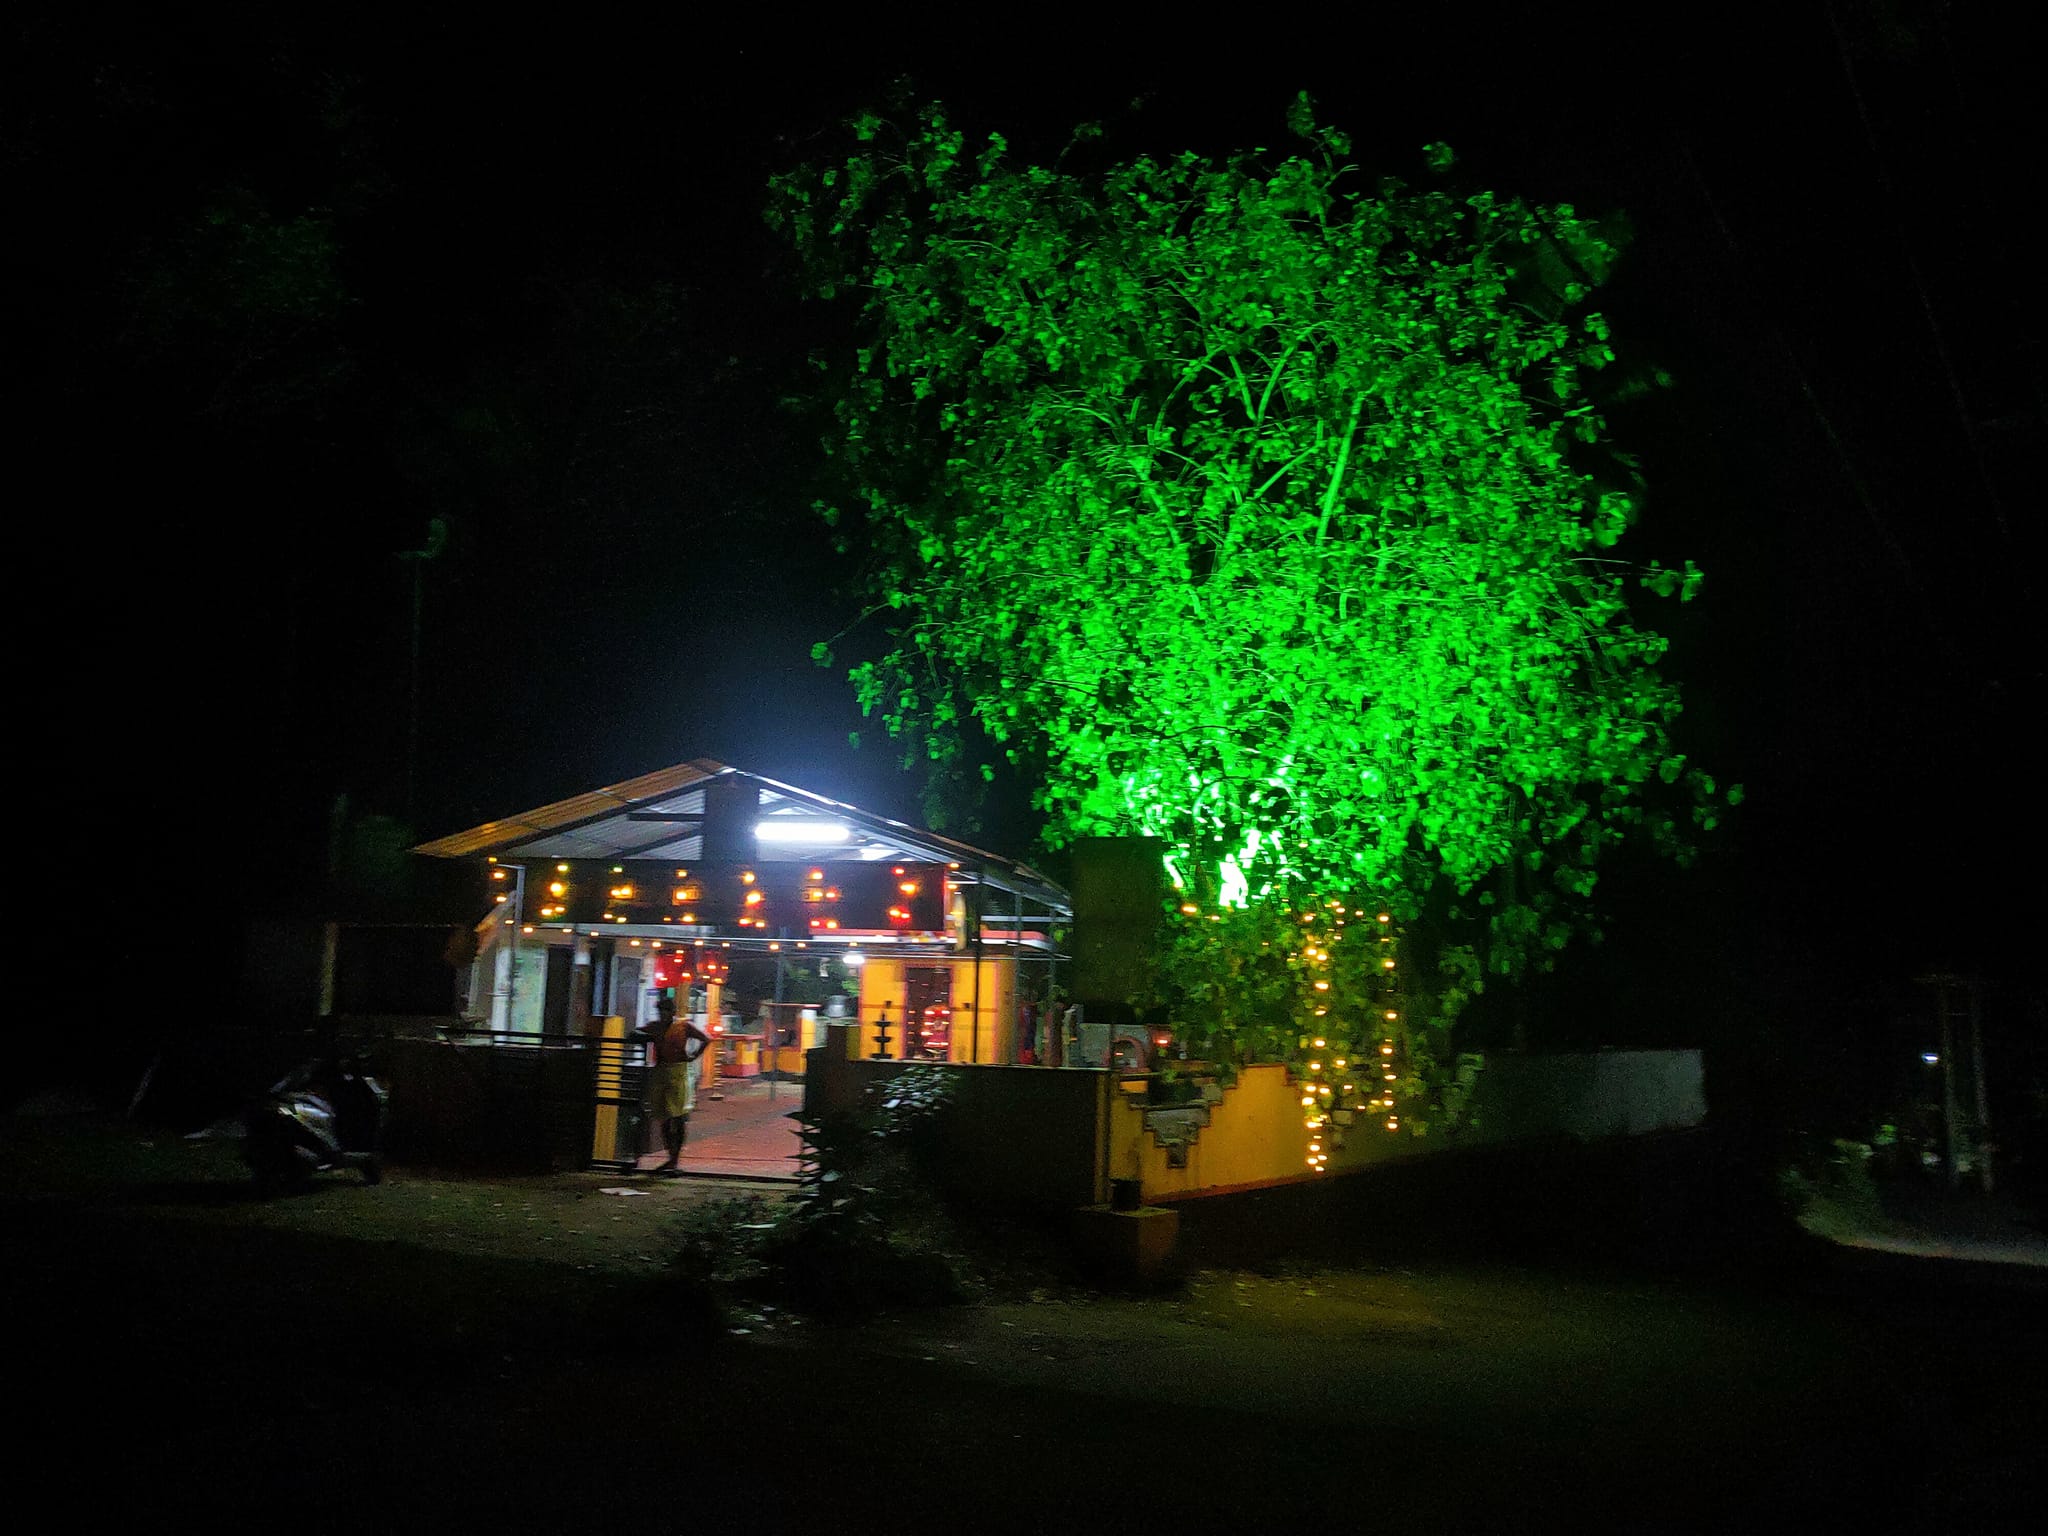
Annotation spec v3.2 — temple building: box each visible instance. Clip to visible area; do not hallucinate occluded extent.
[413,758,1071,1071]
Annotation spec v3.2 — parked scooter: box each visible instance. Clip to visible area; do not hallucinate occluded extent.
[244,1057,388,1193]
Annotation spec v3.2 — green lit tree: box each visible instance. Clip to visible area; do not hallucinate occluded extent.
[773,96,1728,1127]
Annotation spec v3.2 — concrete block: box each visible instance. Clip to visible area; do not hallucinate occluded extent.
[1072,1203,1181,1285]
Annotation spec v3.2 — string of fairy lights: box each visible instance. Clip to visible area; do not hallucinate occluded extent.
[1298,901,1406,1174]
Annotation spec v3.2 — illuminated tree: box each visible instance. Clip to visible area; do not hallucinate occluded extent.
[773,97,1729,1119]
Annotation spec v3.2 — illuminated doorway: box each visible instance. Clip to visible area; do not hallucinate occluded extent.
[903,964,952,1059]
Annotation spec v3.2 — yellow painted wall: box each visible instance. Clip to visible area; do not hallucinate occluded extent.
[1111,1063,1433,1201]
[854,956,907,1058]
[854,955,1019,1062]
[947,957,1016,1064]
[1115,1051,1707,1201]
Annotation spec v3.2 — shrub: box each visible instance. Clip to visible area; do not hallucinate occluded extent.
[671,1066,976,1320]
[1778,1132,1889,1240]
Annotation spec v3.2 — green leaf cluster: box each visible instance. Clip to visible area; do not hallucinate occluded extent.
[772,97,1717,1073]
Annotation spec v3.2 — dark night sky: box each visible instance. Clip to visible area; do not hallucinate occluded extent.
[15,7,2042,1080]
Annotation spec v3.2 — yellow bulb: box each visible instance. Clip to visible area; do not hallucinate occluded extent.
[1313,1037,1326,1048]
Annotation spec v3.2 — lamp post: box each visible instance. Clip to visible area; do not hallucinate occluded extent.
[769,931,788,1103]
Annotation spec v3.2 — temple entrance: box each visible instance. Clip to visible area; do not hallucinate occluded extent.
[903,964,952,1059]
[418,760,1070,1168]
[611,968,808,1181]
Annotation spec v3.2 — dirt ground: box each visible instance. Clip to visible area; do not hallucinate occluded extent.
[7,1111,2045,1533]
[1,1108,784,1272]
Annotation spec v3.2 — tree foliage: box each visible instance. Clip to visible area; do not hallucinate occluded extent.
[773,96,1728,1099]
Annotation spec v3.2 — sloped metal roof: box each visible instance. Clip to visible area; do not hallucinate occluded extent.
[412,758,1068,910]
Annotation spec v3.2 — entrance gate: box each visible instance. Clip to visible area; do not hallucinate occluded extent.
[589,1018,648,1170]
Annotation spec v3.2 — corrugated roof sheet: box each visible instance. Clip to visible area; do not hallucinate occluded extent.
[412,758,1068,909]
[411,759,724,858]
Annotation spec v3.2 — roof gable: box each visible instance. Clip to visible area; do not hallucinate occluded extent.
[412,759,1067,907]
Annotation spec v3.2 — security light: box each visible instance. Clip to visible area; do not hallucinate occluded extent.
[755,820,850,842]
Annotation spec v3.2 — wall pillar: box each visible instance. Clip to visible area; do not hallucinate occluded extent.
[700,978,723,1096]
[569,932,594,1036]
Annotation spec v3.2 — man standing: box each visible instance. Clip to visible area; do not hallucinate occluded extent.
[642,992,710,1174]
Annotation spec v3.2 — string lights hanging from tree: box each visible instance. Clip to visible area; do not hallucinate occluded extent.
[1138,884,1483,1167]
[1294,903,1410,1172]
